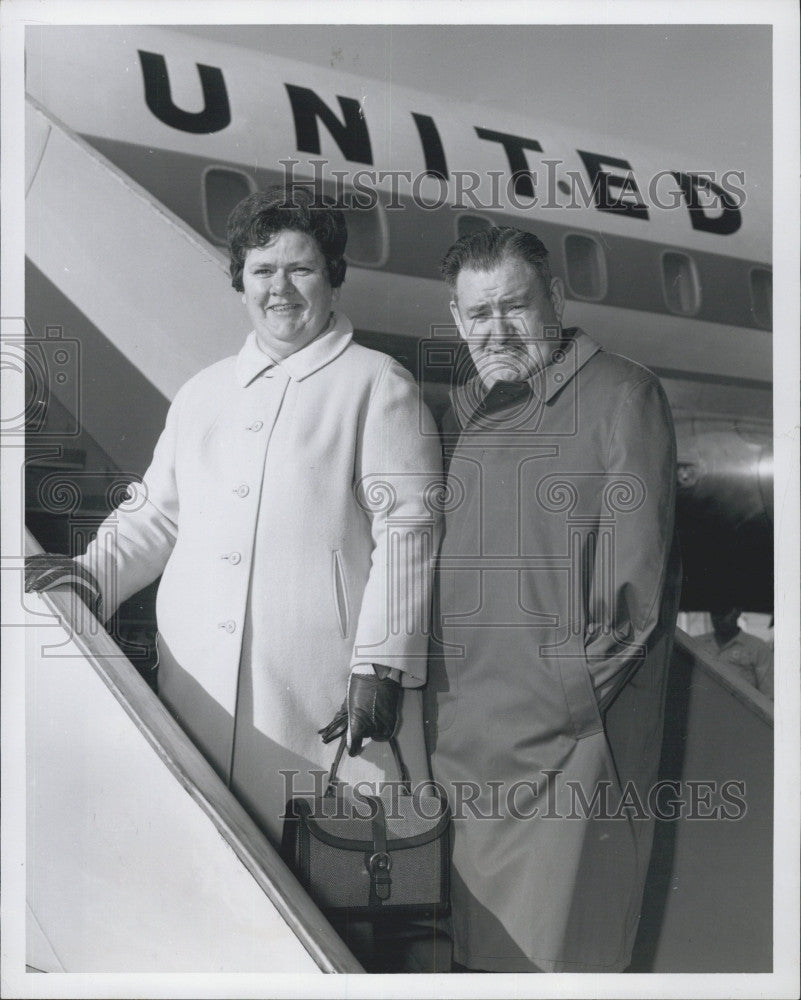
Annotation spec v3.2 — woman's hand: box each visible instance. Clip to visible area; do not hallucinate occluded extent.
[25,553,102,619]
[319,667,401,756]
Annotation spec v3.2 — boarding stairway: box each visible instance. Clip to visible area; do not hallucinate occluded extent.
[20,532,361,974]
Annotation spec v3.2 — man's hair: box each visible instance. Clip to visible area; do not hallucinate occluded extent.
[227,185,348,293]
[440,226,552,293]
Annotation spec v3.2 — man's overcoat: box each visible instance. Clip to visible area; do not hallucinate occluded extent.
[428,329,681,972]
[80,315,443,844]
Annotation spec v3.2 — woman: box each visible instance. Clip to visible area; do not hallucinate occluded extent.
[27,186,443,852]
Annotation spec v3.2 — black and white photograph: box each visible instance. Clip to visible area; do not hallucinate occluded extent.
[1,1,798,997]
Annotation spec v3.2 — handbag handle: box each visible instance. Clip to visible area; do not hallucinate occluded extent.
[324,734,412,797]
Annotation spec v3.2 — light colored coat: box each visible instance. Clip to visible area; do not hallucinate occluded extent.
[427,329,681,973]
[80,315,443,844]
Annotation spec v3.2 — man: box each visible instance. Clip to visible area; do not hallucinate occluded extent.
[696,607,773,699]
[426,226,682,972]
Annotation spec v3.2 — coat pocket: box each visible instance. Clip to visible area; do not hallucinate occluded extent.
[556,649,605,742]
[331,550,350,638]
[152,631,163,692]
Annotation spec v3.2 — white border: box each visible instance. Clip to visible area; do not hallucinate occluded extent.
[2,2,798,998]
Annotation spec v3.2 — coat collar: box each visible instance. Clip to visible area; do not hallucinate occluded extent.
[235,312,354,387]
[450,327,602,430]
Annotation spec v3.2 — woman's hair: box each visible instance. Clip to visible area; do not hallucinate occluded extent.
[227,185,348,292]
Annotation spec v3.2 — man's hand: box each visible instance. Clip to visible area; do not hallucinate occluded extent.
[25,554,102,619]
[319,667,401,757]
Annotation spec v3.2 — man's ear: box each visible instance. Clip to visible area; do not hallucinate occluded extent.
[449,299,466,340]
[549,277,565,323]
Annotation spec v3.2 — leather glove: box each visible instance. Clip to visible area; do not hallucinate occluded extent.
[319,669,401,757]
[25,553,102,619]
[318,699,349,745]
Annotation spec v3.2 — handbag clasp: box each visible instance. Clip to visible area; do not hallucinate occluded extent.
[367,850,392,901]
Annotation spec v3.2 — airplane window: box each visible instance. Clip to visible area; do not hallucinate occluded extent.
[344,203,388,268]
[203,168,255,244]
[457,214,493,239]
[661,251,701,316]
[563,234,607,300]
[750,268,772,330]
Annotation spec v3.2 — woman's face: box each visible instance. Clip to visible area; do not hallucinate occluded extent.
[241,229,338,359]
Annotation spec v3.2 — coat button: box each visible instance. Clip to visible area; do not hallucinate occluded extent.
[228,552,242,565]
[233,484,250,498]
[248,420,264,432]
[218,620,236,633]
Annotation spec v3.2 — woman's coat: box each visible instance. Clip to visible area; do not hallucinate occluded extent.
[79,314,443,844]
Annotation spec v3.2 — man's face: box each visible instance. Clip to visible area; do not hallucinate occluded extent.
[450,255,565,389]
[711,607,741,639]
[241,229,338,359]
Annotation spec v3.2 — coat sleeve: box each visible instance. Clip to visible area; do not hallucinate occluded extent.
[754,641,774,699]
[75,385,185,620]
[585,375,679,710]
[349,359,444,687]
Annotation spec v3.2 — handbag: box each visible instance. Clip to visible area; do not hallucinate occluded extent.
[281,735,451,919]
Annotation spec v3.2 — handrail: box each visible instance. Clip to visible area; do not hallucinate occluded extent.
[24,529,363,973]
[673,626,773,726]
[26,94,231,271]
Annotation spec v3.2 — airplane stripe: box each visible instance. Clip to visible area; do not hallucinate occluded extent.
[83,136,772,334]
[646,365,770,391]
[383,198,770,333]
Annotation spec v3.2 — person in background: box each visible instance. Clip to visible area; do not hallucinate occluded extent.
[696,607,774,699]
